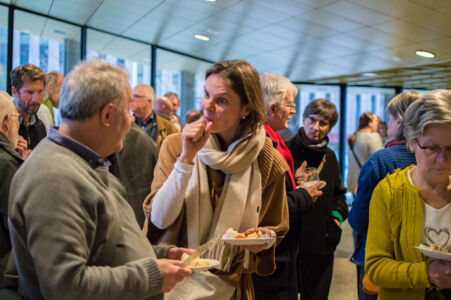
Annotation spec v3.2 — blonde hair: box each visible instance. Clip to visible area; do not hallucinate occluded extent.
[403,89,451,142]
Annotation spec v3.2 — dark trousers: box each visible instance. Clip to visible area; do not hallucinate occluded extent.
[253,260,298,300]
[356,265,378,300]
[298,254,334,300]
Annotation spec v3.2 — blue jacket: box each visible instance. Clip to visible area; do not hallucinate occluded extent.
[348,144,416,266]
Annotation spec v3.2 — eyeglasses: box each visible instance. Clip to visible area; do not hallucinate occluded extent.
[132,94,151,101]
[279,103,296,109]
[415,139,451,157]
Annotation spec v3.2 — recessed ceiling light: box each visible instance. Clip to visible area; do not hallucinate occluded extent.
[415,50,435,58]
[194,34,210,41]
[361,72,378,77]
[205,0,216,2]
[54,29,66,35]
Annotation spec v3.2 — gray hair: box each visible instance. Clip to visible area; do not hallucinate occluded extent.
[386,90,422,140]
[403,89,451,142]
[0,91,15,121]
[260,73,298,108]
[60,59,129,120]
[45,71,61,90]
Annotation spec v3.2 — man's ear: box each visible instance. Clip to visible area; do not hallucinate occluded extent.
[11,87,18,98]
[2,114,11,133]
[99,102,115,127]
[268,103,277,116]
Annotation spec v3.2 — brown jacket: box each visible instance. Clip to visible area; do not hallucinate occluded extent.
[146,133,289,300]
[155,113,178,149]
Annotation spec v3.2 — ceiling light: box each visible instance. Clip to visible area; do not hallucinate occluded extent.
[194,34,210,41]
[54,29,66,35]
[415,50,435,58]
[205,0,216,2]
[361,72,378,77]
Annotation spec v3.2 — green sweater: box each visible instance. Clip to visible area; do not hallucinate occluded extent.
[8,139,169,300]
[365,166,431,300]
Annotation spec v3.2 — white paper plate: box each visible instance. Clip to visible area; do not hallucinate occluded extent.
[188,259,220,272]
[222,237,275,246]
[298,180,326,189]
[415,245,451,261]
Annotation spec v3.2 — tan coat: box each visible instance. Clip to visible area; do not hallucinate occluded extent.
[146,133,289,300]
[155,113,178,149]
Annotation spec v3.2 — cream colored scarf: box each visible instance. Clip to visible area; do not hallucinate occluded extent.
[184,126,266,249]
[165,127,266,300]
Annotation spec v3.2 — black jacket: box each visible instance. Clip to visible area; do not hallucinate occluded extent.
[285,128,348,256]
[0,132,23,289]
[253,133,314,300]
[18,114,46,150]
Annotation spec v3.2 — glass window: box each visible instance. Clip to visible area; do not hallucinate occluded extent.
[87,29,151,88]
[12,10,81,75]
[0,5,7,91]
[344,86,396,193]
[156,48,213,124]
[295,84,341,156]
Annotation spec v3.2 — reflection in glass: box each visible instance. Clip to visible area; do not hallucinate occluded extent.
[87,29,150,89]
[0,6,7,90]
[156,49,212,124]
[12,10,81,75]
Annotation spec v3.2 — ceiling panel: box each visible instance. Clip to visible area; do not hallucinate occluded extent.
[4,0,451,89]
[320,1,394,25]
[347,27,411,48]
[295,9,363,32]
[15,0,53,15]
[373,20,444,43]
[278,17,338,38]
[48,0,104,25]
[349,0,426,18]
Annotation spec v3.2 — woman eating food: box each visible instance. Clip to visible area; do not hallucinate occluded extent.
[143,60,289,299]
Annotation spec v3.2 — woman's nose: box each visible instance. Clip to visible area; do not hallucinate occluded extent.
[202,98,215,111]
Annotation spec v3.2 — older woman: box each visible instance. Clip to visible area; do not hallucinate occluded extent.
[286,99,348,300]
[365,89,451,300]
[348,90,422,300]
[144,60,289,299]
[347,112,383,196]
[252,74,322,299]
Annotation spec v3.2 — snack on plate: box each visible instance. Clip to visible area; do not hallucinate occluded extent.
[222,228,268,239]
[181,253,211,267]
[427,244,449,253]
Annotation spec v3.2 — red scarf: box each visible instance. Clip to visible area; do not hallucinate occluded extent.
[385,139,406,148]
[264,124,296,190]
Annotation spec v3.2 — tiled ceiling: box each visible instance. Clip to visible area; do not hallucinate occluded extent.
[3,0,451,89]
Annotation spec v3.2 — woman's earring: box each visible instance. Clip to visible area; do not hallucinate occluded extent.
[242,116,246,120]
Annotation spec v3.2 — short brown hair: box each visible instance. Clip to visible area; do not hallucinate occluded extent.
[206,60,265,139]
[303,98,338,128]
[10,64,45,91]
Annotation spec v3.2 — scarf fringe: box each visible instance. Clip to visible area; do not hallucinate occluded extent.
[202,239,249,272]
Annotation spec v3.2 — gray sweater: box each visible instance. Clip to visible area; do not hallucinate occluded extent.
[8,139,169,300]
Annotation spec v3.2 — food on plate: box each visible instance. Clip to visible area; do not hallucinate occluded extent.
[181,253,211,267]
[426,243,448,253]
[222,228,268,239]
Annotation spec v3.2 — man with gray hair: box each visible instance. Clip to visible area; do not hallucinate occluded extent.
[0,92,23,290]
[8,59,192,299]
[131,84,178,149]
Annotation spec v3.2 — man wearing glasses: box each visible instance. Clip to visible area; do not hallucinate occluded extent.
[131,84,178,149]
[10,64,47,150]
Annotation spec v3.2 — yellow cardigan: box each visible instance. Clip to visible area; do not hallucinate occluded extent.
[365,166,432,300]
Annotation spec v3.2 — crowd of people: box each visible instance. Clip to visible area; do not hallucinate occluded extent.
[0,58,450,300]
